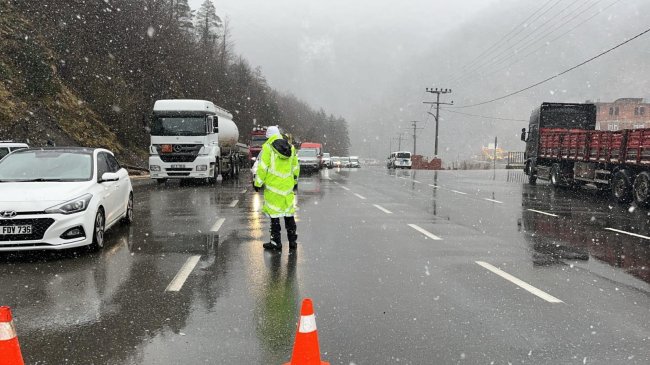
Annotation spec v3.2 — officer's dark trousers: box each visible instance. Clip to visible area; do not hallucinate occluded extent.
[270,216,297,243]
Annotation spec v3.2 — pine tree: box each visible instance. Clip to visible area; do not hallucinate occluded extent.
[195,0,222,48]
[170,0,194,34]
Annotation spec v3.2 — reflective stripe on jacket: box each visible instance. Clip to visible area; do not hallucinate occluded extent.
[254,134,300,217]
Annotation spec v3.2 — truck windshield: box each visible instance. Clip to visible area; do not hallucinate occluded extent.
[298,149,317,157]
[250,136,267,147]
[397,152,410,158]
[151,117,206,136]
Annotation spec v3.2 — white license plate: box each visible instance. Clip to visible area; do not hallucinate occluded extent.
[171,164,185,169]
[2,225,32,235]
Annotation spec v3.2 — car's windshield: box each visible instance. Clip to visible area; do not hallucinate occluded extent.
[151,117,206,136]
[397,152,410,159]
[298,149,317,157]
[0,151,93,182]
[323,153,330,158]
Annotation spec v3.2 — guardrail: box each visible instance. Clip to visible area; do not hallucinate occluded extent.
[506,152,525,170]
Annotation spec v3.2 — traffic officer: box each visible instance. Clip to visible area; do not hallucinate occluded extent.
[254,126,300,250]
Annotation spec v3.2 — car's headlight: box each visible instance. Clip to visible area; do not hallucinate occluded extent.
[45,194,93,215]
[150,165,161,171]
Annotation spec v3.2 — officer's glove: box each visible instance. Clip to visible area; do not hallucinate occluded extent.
[254,185,261,192]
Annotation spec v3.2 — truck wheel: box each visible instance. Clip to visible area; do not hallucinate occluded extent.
[612,170,633,204]
[550,164,562,188]
[633,172,650,207]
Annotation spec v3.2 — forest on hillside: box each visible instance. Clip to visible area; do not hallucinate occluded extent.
[2,0,350,160]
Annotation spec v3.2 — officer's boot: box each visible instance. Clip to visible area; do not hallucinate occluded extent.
[285,216,298,250]
[263,218,282,250]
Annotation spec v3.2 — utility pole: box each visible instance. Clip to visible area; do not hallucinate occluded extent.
[424,88,453,157]
[395,132,405,151]
[409,121,425,156]
[493,136,497,170]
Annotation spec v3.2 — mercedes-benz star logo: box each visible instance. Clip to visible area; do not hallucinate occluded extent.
[173,144,183,153]
[0,211,17,218]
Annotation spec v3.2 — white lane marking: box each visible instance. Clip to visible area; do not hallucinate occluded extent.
[484,198,503,204]
[333,181,339,184]
[354,193,367,200]
[450,190,467,195]
[527,209,558,217]
[475,261,563,303]
[428,184,438,188]
[373,204,393,214]
[341,186,351,191]
[210,218,226,232]
[413,180,422,184]
[605,227,650,240]
[165,256,201,292]
[229,199,239,207]
[408,224,442,240]
[241,189,247,194]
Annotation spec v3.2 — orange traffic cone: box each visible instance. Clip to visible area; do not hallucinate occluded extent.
[0,306,25,365]
[284,298,329,365]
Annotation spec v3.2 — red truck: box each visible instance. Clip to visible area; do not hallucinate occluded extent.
[249,126,268,163]
[522,102,650,206]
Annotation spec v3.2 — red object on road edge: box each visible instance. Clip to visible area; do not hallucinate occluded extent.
[0,306,25,365]
[283,298,329,365]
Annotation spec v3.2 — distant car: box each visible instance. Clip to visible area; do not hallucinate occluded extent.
[349,156,360,168]
[0,141,29,160]
[322,152,332,168]
[341,156,351,167]
[331,156,341,168]
[388,151,412,169]
[298,148,320,172]
[0,147,133,252]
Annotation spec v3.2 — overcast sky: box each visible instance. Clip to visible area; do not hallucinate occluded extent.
[189,0,650,160]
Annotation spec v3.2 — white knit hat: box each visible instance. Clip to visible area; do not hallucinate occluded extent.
[266,126,281,138]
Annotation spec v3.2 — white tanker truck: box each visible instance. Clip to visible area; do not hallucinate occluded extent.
[148,99,244,184]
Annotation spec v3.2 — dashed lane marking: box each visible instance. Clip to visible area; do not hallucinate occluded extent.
[605,227,650,240]
[241,189,247,194]
[526,209,558,217]
[475,261,563,303]
[210,218,226,232]
[228,199,239,208]
[413,180,422,184]
[450,190,467,195]
[428,184,438,188]
[165,256,201,292]
[373,204,393,214]
[354,193,367,200]
[341,186,351,191]
[408,224,442,240]
[483,198,503,204]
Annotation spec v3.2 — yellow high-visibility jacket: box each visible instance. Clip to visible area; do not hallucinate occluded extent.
[254,134,300,218]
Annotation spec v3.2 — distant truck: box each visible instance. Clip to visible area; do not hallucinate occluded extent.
[148,99,243,184]
[522,102,650,206]
[249,126,268,164]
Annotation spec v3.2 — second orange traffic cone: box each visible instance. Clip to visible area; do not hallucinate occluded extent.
[0,306,25,365]
[284,298,329,365]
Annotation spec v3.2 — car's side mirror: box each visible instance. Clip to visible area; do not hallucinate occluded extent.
[100,172,119,182]
[521,128,527,142]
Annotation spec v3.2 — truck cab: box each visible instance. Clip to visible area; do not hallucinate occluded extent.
[148,99,238,183]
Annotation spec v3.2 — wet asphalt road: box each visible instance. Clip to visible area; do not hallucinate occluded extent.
[1,167,649,364]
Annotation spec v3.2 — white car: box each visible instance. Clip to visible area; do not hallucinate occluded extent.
[0,147,133,252]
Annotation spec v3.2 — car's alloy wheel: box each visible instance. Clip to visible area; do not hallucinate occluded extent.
[90,210,105,251]
[122,193,134,225]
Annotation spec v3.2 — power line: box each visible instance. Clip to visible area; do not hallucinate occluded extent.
[452,0,589,85]
[446,0,556,83]
[477,0,622,82]
[451,25,650,109]
[440,108,527,122]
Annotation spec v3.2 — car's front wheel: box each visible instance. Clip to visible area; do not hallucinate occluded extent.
[121,193,134,225]
[89,209,106,252]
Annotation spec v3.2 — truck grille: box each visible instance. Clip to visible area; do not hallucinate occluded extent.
[0,218,55,241]
[156,144,202,163]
